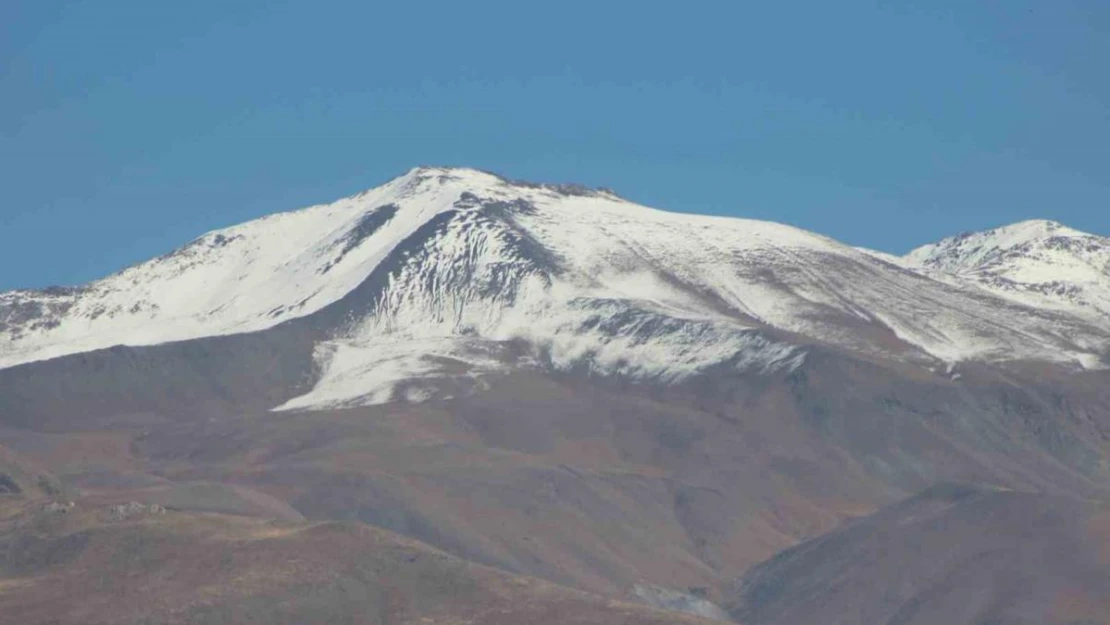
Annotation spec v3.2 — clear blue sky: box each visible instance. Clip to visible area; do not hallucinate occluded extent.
[2,1,1107,290]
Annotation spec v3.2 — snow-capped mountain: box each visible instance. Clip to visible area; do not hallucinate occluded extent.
[0,170,474,367]
[902,219,1110,321]
[2,167,1108,410]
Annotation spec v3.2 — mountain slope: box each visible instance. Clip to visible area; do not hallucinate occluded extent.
[5,345,1110,622]
[0,499,722,625]
[726,484,1110,625]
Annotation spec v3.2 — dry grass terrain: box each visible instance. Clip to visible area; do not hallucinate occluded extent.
[0,495,720,625]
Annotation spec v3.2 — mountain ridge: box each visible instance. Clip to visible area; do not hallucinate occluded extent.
[3,167,1109,411]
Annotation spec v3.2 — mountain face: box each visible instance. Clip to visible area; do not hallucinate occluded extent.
[2,167,1110,625]
[3,168,1108,409]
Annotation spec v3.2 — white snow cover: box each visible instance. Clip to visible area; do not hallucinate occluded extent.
[3,167,1109,410]
[0,169,467,368]
[901,219,1110,321]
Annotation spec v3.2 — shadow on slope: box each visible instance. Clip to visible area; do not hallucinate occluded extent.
[727,484,1110,625]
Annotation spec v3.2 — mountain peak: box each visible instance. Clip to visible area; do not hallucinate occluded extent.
[387,166,622,201]
[904,218,1110,320]
[972,218,1082,242]
[999,218,1066,231]
[905,218,1102,270]
[386,166,502,193]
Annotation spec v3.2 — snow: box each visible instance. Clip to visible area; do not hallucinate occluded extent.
[274,337,509,410]
[633,584,732,621]
[0,168,495,368]
[901,219,1110,321]
[3,167,1109,411]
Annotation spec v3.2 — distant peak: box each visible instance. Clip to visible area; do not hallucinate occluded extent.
[913,219,1090,253]
[984,219,1071,238]
[905,217,1104,272]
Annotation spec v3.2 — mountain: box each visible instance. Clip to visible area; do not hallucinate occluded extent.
[2,167,1110,624]
[3,168,1108,409]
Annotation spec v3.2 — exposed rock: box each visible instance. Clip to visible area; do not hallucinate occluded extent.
[634,583,731,621]
[42,501,74,514]
[108,501,166,521]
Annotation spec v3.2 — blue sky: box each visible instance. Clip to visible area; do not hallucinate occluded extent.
[1,1,1107,290]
